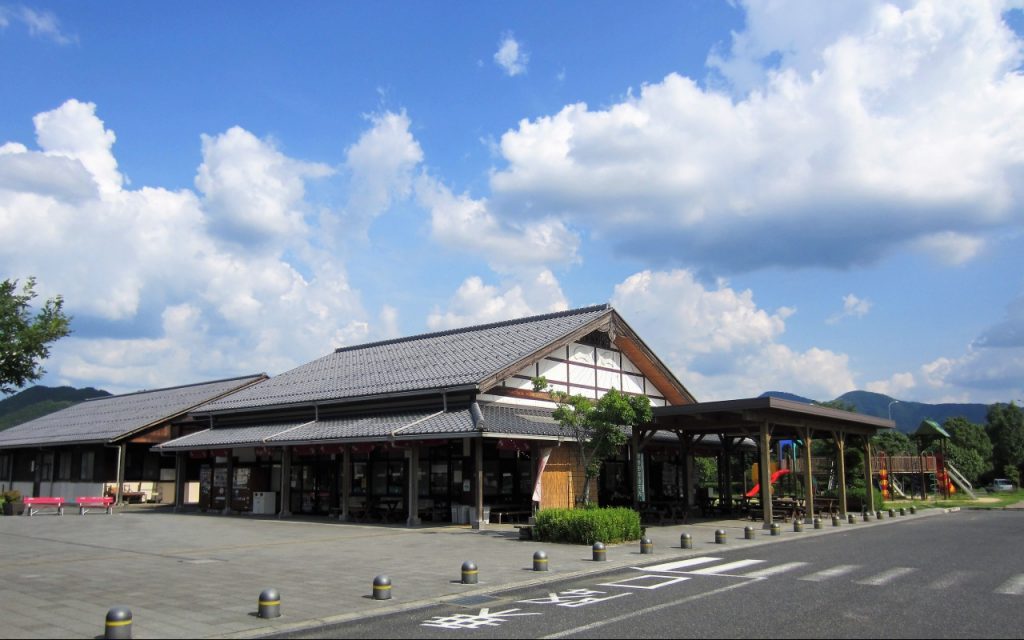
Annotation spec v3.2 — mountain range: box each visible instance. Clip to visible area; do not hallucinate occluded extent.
[761,390,991,433]
[0,385,111,432]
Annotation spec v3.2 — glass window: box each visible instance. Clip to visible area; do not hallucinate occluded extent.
[352,461,367,496]
[387,461,404,496]
[80,451,94,481]
[0,453,11,480]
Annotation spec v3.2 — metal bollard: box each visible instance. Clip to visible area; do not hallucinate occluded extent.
[876,510,883,519]
[770,522,781,536]
[372,575,392,600]
[104,607,132,640]
[848,514,856,524]
[793,520,804,533]
[461,561,479,585]
[715,529,727,544]
[889,509,896,518]
[744,526,755,540]
[533,551,548,572]
[640,537,654,555]
[592,542,607,561]
[899,507,906,516]
[832,515,841,527]
[910,506,916,514]
[257,588,281,619]
[680,533,692,549]
[863,512,871,522]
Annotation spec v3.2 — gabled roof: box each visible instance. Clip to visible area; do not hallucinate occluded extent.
[195,304,660,415]
[0,374,266,449]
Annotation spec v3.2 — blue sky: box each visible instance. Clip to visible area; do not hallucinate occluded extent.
[1,1,1023,404]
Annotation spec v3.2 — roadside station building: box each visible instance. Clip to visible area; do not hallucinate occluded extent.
[0,375,266,504]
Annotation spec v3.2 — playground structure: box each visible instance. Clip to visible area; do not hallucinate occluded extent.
[871,453,977,501]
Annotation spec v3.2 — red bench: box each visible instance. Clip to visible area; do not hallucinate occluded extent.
[23,497,65,516]
[76,496,114,515]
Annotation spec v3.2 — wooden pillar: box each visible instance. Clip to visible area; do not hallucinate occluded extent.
[174,452,186,512]
[835,432,848,516]
[803,428,814,523]
[863,438,875,512]
[473,437,485,530]
[759,423,773,529]
[630,429,641,508]
[115,444,126,505]
[279,446,292,518]
[406,445,421,527]
[340,446,351,522]
[223,451,234,515]
[722,437,734,513]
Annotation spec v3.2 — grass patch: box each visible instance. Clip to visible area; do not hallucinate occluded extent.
[534,507,642,545]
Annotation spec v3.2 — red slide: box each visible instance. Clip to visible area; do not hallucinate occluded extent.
[746,468,791,498]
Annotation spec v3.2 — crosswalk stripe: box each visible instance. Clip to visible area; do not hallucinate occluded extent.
[855,567,916,586]
[640,557,722,573]
[927,570,973,590]
[689,559,766,575]
[740,562,810,578]
[799,564,860,582]
[995,574,1024,595]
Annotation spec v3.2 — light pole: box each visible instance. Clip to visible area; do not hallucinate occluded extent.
[887,400,899,422]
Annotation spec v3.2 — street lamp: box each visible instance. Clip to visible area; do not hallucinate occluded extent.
[888,400,899,422]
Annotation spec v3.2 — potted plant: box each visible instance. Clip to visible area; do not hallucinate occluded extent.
[2,489,22,516]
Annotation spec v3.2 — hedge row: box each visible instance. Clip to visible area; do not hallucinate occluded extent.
[534,507,642,544]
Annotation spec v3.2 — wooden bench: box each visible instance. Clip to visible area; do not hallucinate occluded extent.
[23,497,64,516]
[76,496,114,515]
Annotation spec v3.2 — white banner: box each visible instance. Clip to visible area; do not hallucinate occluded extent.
[532,447,553,503]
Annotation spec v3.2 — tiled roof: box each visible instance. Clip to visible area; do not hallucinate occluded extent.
[0,375,265,448]
[197,305,612,413]
[156,402,574,450]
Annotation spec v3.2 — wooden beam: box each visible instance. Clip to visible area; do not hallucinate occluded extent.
[803,427,814,524]
[834,431,848,516]
[759,423,773,529]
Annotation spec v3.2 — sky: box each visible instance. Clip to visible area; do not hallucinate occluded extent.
[1,1,1023,405]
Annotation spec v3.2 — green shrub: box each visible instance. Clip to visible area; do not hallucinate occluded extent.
[534,507,642,544]
[844,485,884,512]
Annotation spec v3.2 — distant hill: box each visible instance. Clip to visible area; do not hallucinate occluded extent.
[760,389,992,433]
[0,385,111,432]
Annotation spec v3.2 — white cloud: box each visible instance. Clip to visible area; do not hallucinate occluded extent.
[196,127,333,246]
[866,372,917,397]
[427,269,568,331]
[0,100,373,393]
[0,6,76,45]
[494,33,528,77]
[611,269,855,400]
[344,110,423,224]
[913,231,986,266]
[827,293,872,324]
[483,1,1024,272]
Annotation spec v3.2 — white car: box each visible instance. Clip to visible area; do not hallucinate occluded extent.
[986,478,1015,493]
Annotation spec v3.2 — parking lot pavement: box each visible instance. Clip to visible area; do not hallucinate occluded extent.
[0,506,939,639]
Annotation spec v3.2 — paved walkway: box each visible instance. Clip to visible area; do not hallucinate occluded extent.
[0,506,943,639]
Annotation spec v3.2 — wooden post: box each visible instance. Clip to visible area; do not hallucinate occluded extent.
[223,451,234,515]
[803,427,814,523]
[340,446,351,522]
[473,438,484,530]
[835,432,848,516]
[864,439,875,513]
[406,446,421,527]
[279,446,291,518]
[631,429,640,508]
[174,452,186,511]
[759,423,773,529]
[115,445,126,505]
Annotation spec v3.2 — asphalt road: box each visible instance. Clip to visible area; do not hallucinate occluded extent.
[292,510,1024,639]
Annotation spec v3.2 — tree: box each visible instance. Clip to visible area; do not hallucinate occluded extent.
[987,403,1024,481]
[942,416,993,484]
[1,277,72,394]
[535,377,653,507]
[871,430,913,455]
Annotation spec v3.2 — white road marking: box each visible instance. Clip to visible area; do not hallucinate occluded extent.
[927,570,973,590]
[799,564,860,582]
[995,574,1024,595]
[599,575,691,590]
[638,557,722,573]
[855,567,917,586]
[740,561,810,578]
[689,559,766,575]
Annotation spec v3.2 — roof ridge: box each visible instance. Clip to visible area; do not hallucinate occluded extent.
[333,303,612,354]
[81,373,266,403]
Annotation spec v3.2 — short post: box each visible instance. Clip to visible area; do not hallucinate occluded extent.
[592,542,607,562]
[813,517,823,529]
[715,529,727,544]
[533,551,548,571]
[863,511,871,522]
[680,533,692,549]
[910,505,916,514]
[888,508,896,518]
[832,515,841,527]
[876,510,883,519]
[640,537,653,555]
[899,507,906,516]
[104,607,132,640]
[461,561,479,585]
[770,522,781,536]
[372,575,392,600]
[257,588,281,619]
[848,513,856,524]
[744,526,755,540]
[793,519,804,533]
